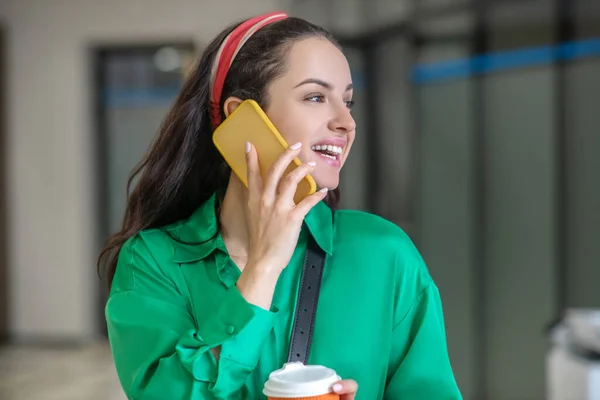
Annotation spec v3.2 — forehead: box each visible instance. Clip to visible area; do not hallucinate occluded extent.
[281,37,352,86]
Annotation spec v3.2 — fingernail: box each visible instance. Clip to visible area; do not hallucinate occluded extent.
[307,161,317,167]
[332,383,342,393]
[245,142,251,154]
[290,142,302,150]
[319,188,329,193]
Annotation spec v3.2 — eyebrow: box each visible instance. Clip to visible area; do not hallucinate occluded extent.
[294,78,353,92]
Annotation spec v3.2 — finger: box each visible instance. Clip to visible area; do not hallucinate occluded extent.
[332,380,358,399]
[291,187,328,219]
[276,162,316,205]
[245,142,263,201]
[262,142,303,200]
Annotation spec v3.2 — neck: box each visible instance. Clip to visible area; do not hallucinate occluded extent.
[218,173,250,259]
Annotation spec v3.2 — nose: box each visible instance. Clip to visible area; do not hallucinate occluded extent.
[328,102,356,133]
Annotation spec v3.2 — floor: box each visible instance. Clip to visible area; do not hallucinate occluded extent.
[0,341,126,400]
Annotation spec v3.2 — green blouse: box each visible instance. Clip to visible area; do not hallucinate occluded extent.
[106,194,462,399]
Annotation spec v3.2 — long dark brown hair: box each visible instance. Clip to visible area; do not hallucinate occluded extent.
[98,16,342,287]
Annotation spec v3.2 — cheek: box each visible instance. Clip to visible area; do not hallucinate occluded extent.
[271,110,314,146]
[268,107,304,144]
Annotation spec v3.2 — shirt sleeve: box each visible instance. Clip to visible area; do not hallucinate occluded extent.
[105,235,277,400]
[383,282,463,400]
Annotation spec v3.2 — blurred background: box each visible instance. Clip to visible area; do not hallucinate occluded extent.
[1,0,599,399]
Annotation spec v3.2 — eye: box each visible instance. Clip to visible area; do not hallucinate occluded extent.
[345,100,355,110]
[305,94,325,103]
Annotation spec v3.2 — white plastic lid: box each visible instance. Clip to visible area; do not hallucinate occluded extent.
[263,362,341,398]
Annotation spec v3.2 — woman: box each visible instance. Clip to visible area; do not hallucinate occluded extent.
[100,11,462,400]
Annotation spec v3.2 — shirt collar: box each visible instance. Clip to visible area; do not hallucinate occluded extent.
[172,193,222,263]
[172,192,333,264]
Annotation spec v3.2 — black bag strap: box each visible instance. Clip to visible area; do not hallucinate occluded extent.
[287,234,326,364]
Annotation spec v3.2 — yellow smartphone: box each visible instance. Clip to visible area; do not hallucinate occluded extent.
[212,99,317,204]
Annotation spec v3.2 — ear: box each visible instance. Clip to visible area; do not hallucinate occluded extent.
[223,96,244,118]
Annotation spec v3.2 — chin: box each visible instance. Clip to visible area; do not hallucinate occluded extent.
[314,175,339,191]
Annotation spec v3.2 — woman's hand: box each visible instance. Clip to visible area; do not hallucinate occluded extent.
[332,380,359,400]
[243,141,327,271]
[236,141,327,309]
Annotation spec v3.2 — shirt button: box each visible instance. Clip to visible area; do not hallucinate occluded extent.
[226,325,235,335]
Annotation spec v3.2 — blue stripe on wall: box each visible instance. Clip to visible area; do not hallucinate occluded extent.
[560,38,600,60]
[412,37,600,85]
[479,45,556,73]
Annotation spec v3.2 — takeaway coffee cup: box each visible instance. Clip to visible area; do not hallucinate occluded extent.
[263,362,341,400]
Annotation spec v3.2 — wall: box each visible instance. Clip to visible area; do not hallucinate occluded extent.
[289,0,411,36]
[483,67,558,400]
[2,0,280,340]
[565,59,600,307]
[419,78,477,399]
[0,19,8,342]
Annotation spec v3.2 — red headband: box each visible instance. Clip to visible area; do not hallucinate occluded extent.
[209,11,288,129]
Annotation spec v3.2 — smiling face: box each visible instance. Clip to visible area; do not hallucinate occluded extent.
[263,37,356,190]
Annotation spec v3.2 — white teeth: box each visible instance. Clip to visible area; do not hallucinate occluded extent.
[311,144,343,154]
